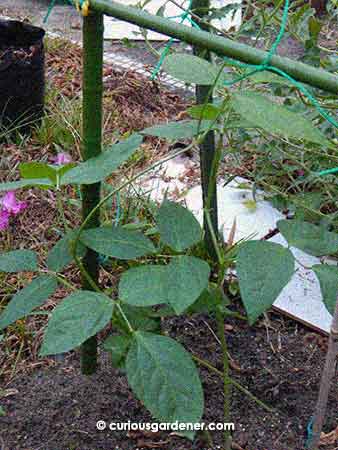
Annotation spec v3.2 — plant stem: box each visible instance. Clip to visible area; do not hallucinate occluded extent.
[189,8,229,437]
[73,142,196,254]
[116,302,134,334]
[192,0,218,261]
[190,3,228,442]
[228,377,274,413]
[56,189,69,232]
[204,210,223,265]
[192,355,273,412]
[308,294,338,450]
[45,272,76,291]
[201,429,214,448]
[80,11,104,375]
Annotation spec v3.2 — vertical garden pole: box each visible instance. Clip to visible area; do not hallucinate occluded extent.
[191,3,231,450]
[191,0,219,260]
[80,11,104,375]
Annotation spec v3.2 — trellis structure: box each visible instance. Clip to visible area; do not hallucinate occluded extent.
[68,2,338,447]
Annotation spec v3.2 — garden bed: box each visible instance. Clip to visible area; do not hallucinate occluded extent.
[0,18,337,450]
[1,310,337,449]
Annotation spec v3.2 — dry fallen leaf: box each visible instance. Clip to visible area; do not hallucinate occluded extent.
[0,389,19,398]
[229,358,242,372]
[319,425,338,446]
[136,438,170,448]
[127,430,162,439]
[227,217,237,247]
[231,442,244,450]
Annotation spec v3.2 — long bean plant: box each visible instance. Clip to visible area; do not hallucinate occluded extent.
[0,3,337,449]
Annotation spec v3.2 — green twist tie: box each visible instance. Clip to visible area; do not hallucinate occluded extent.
[152,0,337,175]
[44,0,84,23]
[44,0,338,176]
[151,0,200,80]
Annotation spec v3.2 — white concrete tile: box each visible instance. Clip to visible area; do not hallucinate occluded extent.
[103,0,242,40]
[271,234,332,334]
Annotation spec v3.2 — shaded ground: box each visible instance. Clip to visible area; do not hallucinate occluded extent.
[1,310,338,450]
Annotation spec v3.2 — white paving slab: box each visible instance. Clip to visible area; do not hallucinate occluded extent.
[139,156,335,334]
[271,234,332,334]
[104,0,242,40]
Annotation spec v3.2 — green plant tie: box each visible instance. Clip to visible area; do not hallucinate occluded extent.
[152,0,337,126]
[43,0,87,23]
[317,167,338,176]
[44,0,337,175]
[152,0,337,175]
[305,417,314,448]
[151,0,200,80]
[151,0,290,78]
[43,0,57,23]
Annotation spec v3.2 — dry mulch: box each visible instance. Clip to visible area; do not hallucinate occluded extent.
[45,38,187,132]
[0,36,188,381]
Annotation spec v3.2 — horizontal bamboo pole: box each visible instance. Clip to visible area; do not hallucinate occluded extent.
[88,0,338,94]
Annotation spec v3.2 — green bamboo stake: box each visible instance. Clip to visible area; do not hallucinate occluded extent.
[89,0,338,94]
[191,3,230,449]
[80,11,104,375]
[191,0,218,261]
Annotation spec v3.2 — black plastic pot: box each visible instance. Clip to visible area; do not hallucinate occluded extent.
[0,20,45,134]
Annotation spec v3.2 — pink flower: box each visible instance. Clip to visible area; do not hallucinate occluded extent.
[0,210,10,231]
[0,191,27,231]
[1,191,27,214]
[52,153,72,166]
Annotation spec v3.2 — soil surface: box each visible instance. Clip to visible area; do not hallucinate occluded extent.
[1,309,337,450]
